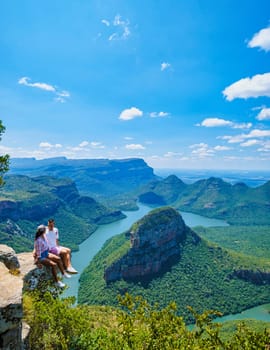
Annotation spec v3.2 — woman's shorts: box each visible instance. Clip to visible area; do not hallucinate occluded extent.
[39,249,49,261]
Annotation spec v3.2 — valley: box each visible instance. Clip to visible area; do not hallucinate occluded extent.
[1,157,270,329]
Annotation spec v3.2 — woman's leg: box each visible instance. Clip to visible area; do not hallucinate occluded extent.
[40,258,58,282]
[48,253,65,275]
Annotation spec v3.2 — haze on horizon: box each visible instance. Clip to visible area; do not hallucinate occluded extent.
[1,1,270,170]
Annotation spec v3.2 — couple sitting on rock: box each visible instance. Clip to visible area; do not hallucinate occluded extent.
[34,218,78,288]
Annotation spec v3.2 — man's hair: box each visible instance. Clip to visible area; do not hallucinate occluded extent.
[48,218,55,224]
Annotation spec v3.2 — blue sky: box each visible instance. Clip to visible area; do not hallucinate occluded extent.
[1,0,270,170]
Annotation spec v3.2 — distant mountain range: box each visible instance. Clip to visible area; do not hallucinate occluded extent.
[138,175,270,225]
[0,174,125,253]
[8,157,270,223]
[9,157,158,208]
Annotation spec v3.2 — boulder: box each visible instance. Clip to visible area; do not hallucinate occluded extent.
[0,244,20,272]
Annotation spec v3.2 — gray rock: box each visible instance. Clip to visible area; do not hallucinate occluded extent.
[0,244,20,272]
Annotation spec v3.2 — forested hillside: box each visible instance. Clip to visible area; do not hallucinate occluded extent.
[0,175,125,252]
[78,208,270,323]
[138,175,270,225]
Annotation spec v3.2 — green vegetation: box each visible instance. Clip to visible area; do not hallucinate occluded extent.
[78,230,270,323]
[194,225,270,260]
[0,175,124,253]
[138,176,270,225]
[0,120,9,185]
[23,291,270,349]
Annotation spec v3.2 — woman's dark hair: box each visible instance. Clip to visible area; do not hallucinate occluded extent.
[35,225,46,240]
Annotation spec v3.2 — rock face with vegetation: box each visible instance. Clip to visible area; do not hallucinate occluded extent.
[104,207,191,282]
[0,246,31,349]
[0,175,125,253]
[0,244,60,349]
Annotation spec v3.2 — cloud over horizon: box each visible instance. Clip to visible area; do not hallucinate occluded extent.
[198,118,252,129]
[125,143,145,150]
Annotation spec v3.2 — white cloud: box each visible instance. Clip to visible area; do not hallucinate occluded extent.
[240,139,262,147]
[219,129,270,144]
[79,141,89,147]
[108,14,130,41]
[223,73,270,101]
[199,118,232,127]
[232,122,252,129]
[149,111,169,118]
[199,118,252,129]
[18,77,55,92]
[18,77,70,103]
[125,143,145,150]
[189,143,214,158]
[258,140,270,152]
[248,129,270,138]
[124,136,133,140]
[247,26,270,51]
[119,107,143,121]
[164,151,183,158]
[161,62,171,71]
[214,145,231,151]
[101,19,110,26]
[39,142,62,149]
[90,142,105,149]
[256,107,270,120]
[109,33,118,41]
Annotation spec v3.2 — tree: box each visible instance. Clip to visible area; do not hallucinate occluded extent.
[0,120,9,184]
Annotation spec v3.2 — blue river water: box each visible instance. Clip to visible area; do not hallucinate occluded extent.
[62,203,270,323]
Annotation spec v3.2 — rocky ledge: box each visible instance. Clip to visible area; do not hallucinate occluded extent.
[0,245,55,350]
[104,207,190,283]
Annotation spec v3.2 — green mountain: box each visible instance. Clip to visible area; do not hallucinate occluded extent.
[9,157,158,208]
[138,176,270,225]
[0,174,125,252]
[78,207,270,323]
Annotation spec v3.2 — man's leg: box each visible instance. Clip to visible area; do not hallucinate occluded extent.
[59,247,71,270]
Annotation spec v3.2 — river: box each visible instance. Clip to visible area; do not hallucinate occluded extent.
[62,203,270,323]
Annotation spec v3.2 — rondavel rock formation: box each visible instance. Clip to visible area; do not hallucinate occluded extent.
[0,244,53,350]
[104,207,270,285]
[104,207,200,283]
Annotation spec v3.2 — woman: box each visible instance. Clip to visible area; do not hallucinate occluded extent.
[34,225,71,288]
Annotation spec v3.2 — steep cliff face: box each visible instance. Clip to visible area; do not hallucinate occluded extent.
[229,269,270,285]
[0,244,57,350]
[104,207,192,283]
[10,157,158,198]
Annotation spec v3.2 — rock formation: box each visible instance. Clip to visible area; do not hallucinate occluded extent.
[104,207,192,283]
[0,245,55,349]
[229,269,270,285]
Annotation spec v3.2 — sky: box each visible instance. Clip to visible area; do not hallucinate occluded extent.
[1,0,270,170]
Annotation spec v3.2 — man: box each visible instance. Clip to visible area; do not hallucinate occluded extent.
[46,218,78,274]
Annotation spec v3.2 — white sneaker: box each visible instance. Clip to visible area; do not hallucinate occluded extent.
[63,272,71,279]
[66,266,78,274]
[55,281,66,288]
